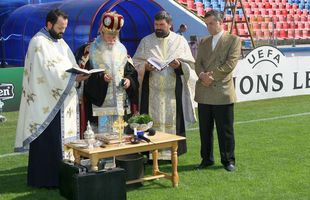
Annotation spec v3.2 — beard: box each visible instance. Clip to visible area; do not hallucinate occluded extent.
[49,28,63,40]
[155,29,169,38]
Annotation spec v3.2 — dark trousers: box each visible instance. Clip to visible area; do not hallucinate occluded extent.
[198,103,235,166]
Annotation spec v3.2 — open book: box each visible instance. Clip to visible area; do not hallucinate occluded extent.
[66,67,105,75]
[147,57,174,71]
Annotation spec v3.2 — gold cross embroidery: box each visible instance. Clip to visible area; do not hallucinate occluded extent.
[42,106,49,114]
[26,93,36,105]
[67,107,73,118]
[61,72,68,80]
[34,46,42,53]
[51,88,62,99]
[29,122,40,134]
[37,76,45,84]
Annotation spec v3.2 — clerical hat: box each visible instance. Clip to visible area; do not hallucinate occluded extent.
[100,11,124,35]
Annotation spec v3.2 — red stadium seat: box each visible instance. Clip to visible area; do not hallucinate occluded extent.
[268,22,274,29]
[276,22,283,29]
[295,29,302,39]
[278,3,284,9]
[302,30,309,39]
[263,29,271,38]
[282,22,289,29]
[261,22,267,29]
[286,14,293,22]
[279,29,287,39]
[302,9,308,15]
[186,0,196,11]
[298,22,305,29]
[197,6,205,17]
[294,15,300,22]
[178,0,187,4]
[287,29,294,38]
[285,3,292,9]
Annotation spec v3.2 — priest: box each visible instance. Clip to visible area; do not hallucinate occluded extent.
[133,11,197,160]
[15,9,89,188]
[76,11,139,134]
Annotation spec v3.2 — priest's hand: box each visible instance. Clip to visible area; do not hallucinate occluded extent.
[75,74,90,82]
[145,62,155,71]
[123,78,130,89]
[169,59,181,69]
[104,74,112,82]
[199,71,214,87]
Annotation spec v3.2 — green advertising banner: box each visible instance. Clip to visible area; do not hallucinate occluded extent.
[0,67,24,112]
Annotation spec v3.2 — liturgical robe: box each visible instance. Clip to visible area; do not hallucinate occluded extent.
[15,28,79,187]
[76,36,139,132]
[133,32,196,160]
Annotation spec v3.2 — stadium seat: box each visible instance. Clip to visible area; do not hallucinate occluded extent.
[302,9,308,15]
[279,30,288,39]
[178,0,187,4]
[298,22,305,29]
[287,29,295,38]
[302,30,309,38]
[294,29,302,39]
[261,22,267,29]
[263,29,271,38]
[276,22,283,29]
[187,0,196,11]
[287,14,293,22]
[197,6,205,16]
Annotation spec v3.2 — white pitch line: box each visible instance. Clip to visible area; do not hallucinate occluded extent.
[0,151,28,158]
[2,112,310,158]
[187,112,310,131]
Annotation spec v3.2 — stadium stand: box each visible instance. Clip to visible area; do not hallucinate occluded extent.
[176,0,310,46]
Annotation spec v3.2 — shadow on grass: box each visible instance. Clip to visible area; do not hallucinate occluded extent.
[144,162,224,173]
[0,166,65,200]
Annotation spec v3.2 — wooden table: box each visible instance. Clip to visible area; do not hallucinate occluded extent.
[65,132,185,187]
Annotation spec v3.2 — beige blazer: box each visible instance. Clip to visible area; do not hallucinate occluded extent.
[194,31,241,105]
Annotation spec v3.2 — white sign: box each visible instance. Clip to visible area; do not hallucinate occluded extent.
[233,45,310,102]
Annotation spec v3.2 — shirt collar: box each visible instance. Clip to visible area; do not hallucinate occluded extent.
[40,27,58,42]
[213,30,224,41]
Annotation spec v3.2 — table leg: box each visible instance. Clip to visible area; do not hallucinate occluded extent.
[171,142,179,187]
[152,150,159,175]
[90,156,99,171]
[73,150,81,164]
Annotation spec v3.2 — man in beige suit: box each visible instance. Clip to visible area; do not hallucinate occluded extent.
[194,10,241,171]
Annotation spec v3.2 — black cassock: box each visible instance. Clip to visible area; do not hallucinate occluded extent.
[140,68,187,156]
[75,44,139,133]
[28,111,62,188]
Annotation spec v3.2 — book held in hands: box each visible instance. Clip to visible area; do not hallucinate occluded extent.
[147,57,175,71]
[66,67,105,75]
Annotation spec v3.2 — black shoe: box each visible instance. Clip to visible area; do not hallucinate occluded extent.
[224,164,235,172]
[194,160,214,170]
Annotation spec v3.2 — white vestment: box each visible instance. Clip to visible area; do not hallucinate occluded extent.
[15,29,79,157]
[133,32,197,159]
[89,37,128,132]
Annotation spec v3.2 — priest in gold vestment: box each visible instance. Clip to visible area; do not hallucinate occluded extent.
[133,11,197,160]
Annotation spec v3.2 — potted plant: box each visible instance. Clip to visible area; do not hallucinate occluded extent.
[128,114,153,132]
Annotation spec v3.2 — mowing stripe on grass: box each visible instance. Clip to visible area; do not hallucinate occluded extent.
[0,151,28,158]
[2,112,310,158]
[187,111,310,131]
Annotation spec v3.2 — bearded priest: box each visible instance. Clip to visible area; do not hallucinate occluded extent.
[15,9,89,188]
[133,11,197,160]
[76,11,139,133]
